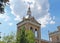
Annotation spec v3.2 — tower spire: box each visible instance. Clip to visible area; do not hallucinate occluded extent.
[27,5,31,17]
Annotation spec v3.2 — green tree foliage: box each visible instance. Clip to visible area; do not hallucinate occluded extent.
[2,32,16,43]
[26,30,35,43]
[0,26,35,43]
[0,0,9,14]
[20,26,27,43]
[16,26,27,43]
[0,41,5,43]
[16,26,35,43]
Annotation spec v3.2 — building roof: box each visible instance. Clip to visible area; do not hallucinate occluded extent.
[49,26,60,36]
[17,16,41,27]
[49,31,59,35]
[17,6,41,26]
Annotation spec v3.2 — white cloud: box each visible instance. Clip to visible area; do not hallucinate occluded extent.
[8,23,13,26]
[38,14,55,28]
[0,14,10,22]
[37,5,42,11]
[50,20,55,24]
[14,15,22,21]
[38,14,51,27]
[9,0,55,28]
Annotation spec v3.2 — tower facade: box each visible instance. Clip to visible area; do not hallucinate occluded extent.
[17,7,41,43]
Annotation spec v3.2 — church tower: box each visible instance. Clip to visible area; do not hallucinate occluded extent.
[17,6,41,43]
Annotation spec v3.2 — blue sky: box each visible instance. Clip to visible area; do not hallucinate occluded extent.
[0,0,60,40]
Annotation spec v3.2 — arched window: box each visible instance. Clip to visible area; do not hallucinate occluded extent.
[35,29,38,38]
[30,27,33,31]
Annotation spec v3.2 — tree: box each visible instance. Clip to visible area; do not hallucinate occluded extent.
[2,32,16,43]
[0,40,5,43]
[0,3,4,14]
[26,30,35,43]
[16,26,35,43]
[16,26,27,43]
[20,26,27,43]
[0,0,9,14]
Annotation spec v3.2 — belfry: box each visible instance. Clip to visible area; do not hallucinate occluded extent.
[17,6,41,43]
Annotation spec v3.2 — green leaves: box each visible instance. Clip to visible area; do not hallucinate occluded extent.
[2,32,16,43]
[16,26,35,43]
[26,30,35,43]
[0,26,35,43]
[0,41,5,43]
[0,0,9,14]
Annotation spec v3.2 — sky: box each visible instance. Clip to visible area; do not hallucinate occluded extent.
[0,0,60,40]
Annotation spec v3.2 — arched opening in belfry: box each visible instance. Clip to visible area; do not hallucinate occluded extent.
[30,27,33,31]
[35,29,38,38]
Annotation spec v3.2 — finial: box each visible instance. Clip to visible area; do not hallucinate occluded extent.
[27,5,31,17]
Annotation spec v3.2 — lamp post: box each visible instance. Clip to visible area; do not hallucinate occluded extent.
[0,23,1,40]
[0,32,1,39]
[0,23,1,24]
[48,30,50,43]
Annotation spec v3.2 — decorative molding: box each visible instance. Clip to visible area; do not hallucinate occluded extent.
[17,20,40,27]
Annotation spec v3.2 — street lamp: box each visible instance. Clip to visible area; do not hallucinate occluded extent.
[0,23,1,24]
[0,23,1,39]
[0,32,1,39]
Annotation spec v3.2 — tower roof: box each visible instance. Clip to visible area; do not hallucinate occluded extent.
[17,6,41,26]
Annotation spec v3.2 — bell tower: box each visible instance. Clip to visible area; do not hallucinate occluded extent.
[17,6,41,43]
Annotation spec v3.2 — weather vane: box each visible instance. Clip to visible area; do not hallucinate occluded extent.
[27,1,33,7]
